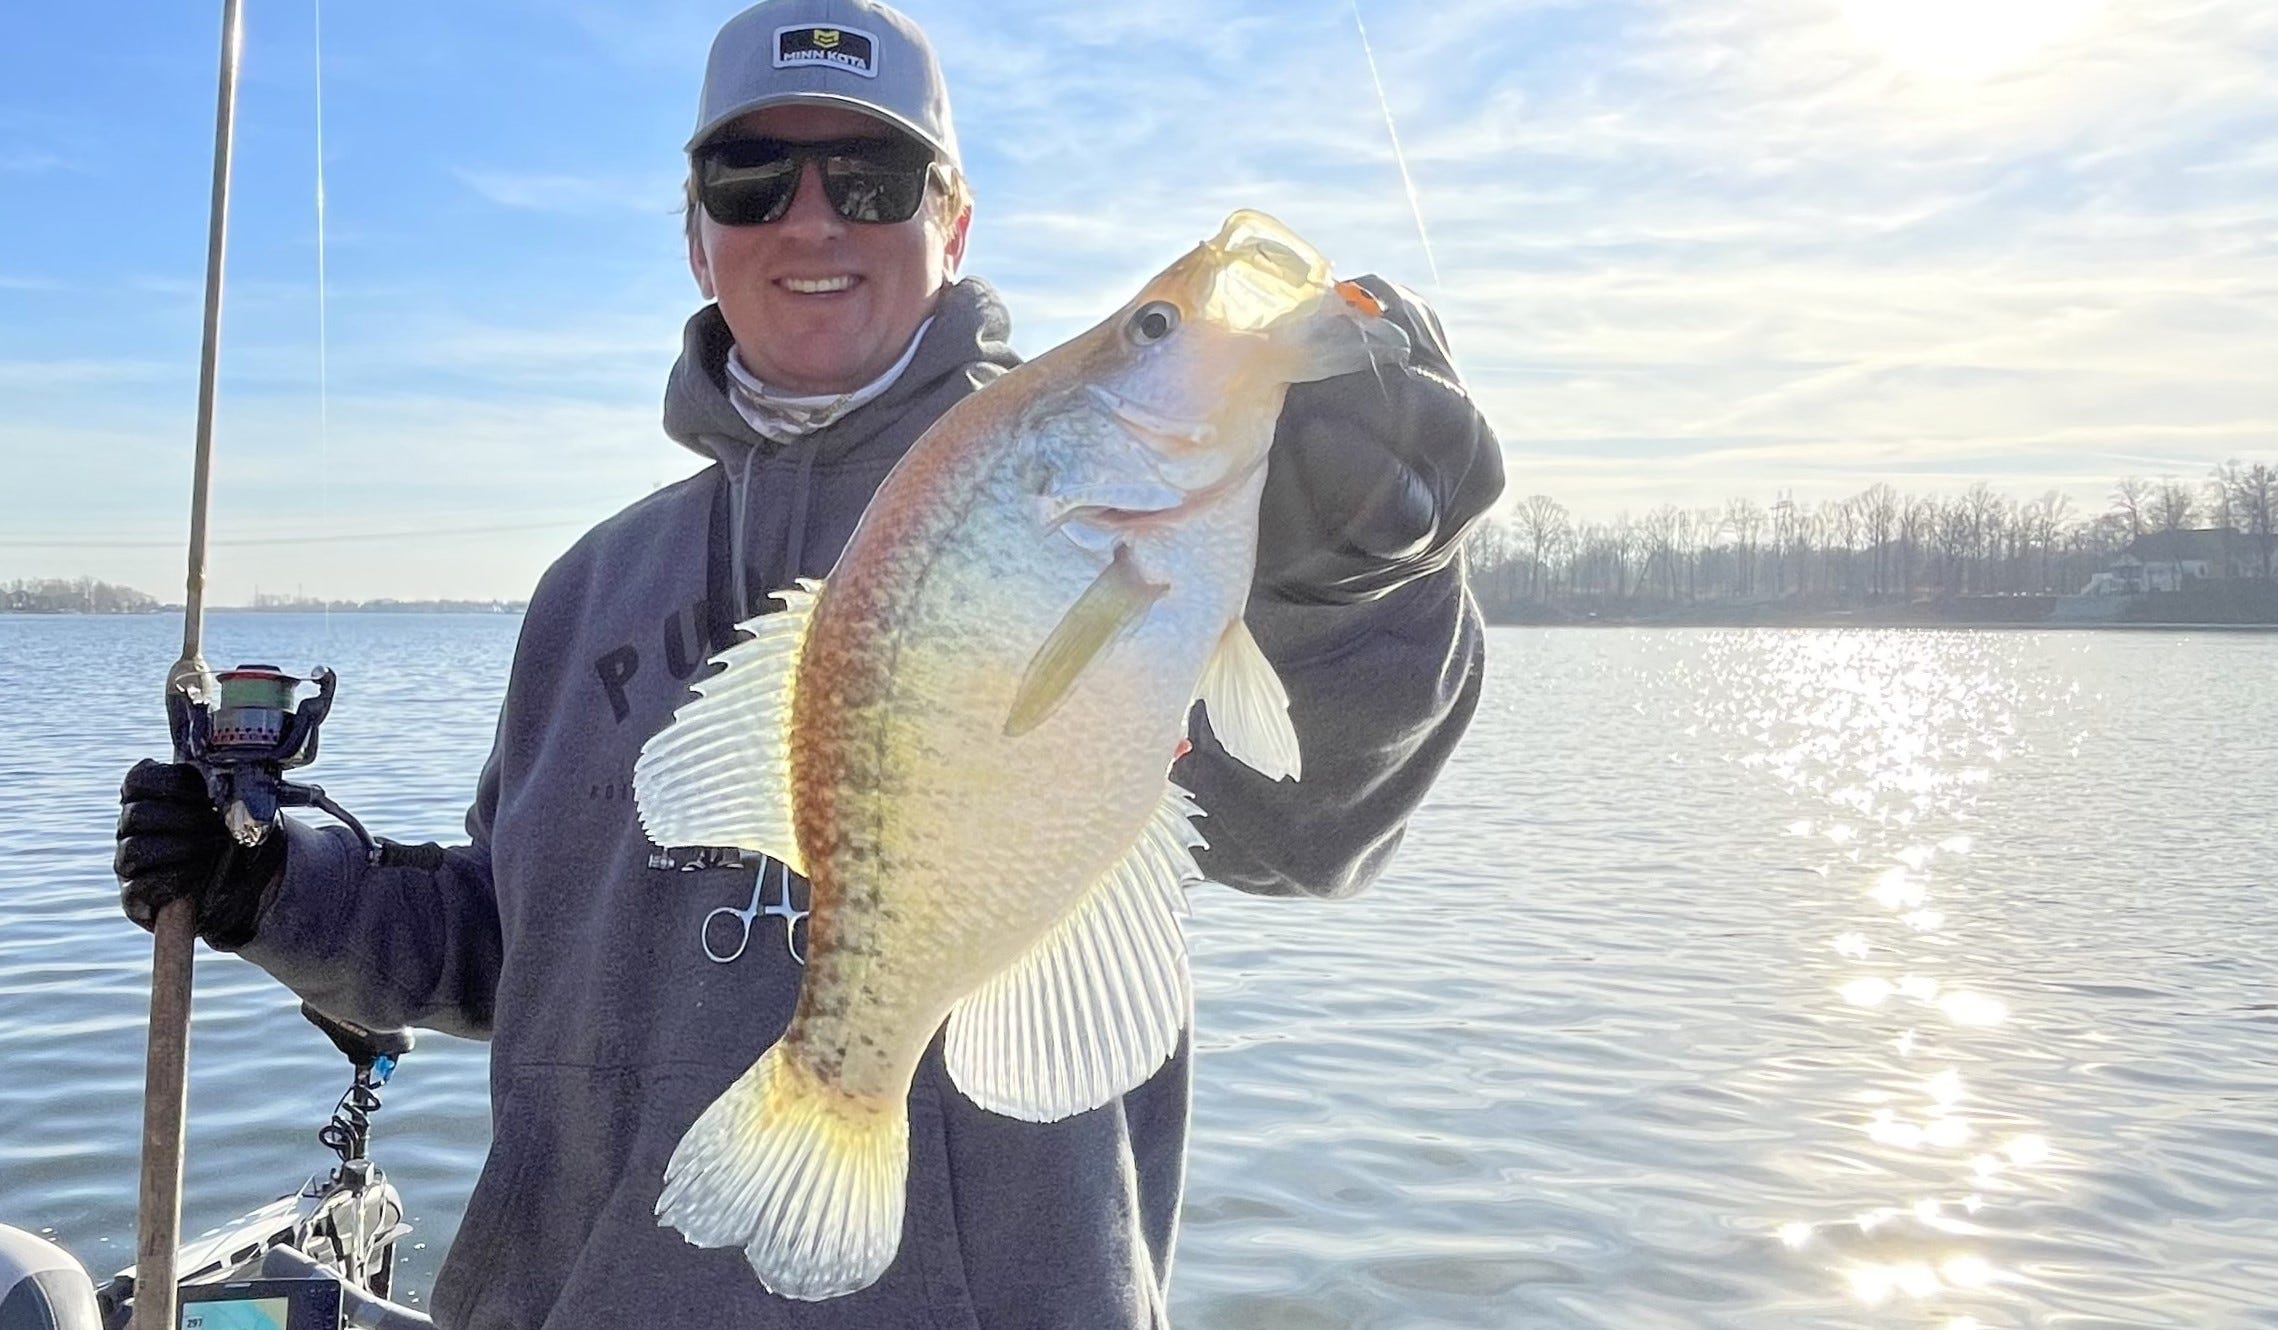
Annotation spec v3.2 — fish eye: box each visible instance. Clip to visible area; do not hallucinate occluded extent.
[1126,301,1180,346]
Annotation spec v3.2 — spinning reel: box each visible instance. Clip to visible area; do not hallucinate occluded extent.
[167,664,376,859]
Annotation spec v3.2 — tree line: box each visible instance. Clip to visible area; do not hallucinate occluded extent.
[1464,460,2278,617]
[3,577,160,613]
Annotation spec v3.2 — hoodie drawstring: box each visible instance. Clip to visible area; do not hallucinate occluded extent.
[784,442,818,585]
[733,443,759,619]
[724,435,821,621]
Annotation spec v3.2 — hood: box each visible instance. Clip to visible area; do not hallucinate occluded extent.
[663,278,1019,470]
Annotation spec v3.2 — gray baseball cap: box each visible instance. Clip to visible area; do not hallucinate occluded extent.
[687,0,960,168]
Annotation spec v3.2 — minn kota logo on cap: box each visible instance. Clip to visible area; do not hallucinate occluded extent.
[774,24,878,77]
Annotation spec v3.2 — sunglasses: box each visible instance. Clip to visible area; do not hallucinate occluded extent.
[693,135,937,226]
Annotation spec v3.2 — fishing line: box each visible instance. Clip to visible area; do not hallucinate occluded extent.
[1350,0,1441,292]
[313,0,331,636]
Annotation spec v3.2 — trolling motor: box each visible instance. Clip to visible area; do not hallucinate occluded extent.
[296,1003,416,1301]
[167,664,377,861]
[0,1007,430,1330]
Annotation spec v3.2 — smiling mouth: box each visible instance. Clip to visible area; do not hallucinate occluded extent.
[780,275,859,295]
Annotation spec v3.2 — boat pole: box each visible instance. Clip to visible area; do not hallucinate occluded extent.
[136,1,243,1326]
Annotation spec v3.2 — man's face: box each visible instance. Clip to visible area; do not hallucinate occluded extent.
[688,104,969,396]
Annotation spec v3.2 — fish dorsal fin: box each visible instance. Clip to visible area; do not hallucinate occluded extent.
[1005,545,1168,738]
[943,785,1206,1121]
[632,582,816,876]
[1194,617,1302,781]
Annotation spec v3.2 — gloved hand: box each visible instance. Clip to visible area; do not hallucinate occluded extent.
[115,759,287,950]
[1254,275,1505,606]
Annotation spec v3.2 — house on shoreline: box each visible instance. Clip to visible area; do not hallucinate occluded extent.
[2078,528,2262,595]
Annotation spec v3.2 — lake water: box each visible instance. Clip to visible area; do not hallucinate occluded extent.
[3,614,2275,1328]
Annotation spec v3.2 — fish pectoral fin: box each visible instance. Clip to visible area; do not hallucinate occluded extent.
[656,1046,909,1300]
[1194,617,1302,781]
[1005,546,1168,738]
[633,580,816,875]
[943,785,1206,1121]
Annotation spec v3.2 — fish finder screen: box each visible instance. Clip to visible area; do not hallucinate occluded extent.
[180,1296,291,1330]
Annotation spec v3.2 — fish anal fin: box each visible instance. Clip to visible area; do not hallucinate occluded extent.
[943,785,1206,1121]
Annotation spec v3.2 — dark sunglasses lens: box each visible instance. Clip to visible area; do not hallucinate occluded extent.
[696,139,932,226]
[820,156,930,224]
[700,157,799,226]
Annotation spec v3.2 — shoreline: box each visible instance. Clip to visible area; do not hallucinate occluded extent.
[1,606,526,617]
[7,608,2272,632]
[1481,616,2278,632]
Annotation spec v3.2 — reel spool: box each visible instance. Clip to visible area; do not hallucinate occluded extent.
[168,664,374,857]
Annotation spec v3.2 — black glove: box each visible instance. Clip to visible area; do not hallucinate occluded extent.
[1255,275,1505,606]
[114,759,286,950]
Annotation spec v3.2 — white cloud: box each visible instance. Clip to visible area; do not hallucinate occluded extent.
[610,0,2278,527]
[5,386,703,603]
[0,149,69,173]
[452,167,682,215]
[0,358,172,386]
[22,0,2276,599]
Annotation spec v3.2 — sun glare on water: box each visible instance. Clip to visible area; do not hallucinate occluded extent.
[1839,0,2107,79]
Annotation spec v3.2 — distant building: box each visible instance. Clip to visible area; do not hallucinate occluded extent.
[2078,528,2255,595]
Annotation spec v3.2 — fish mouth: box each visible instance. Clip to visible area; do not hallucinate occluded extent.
[1085,385,1216,455]
[1082,382,1254,500]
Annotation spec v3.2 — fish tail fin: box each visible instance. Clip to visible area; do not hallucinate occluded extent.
[656,1046,910,1300]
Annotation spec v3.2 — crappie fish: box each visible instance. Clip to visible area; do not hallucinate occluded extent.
[631,209,1408,1299]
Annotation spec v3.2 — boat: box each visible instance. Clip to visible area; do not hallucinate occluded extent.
[0,1004,433,1329]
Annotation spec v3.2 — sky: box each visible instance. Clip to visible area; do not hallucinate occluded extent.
[2,0,2274,602]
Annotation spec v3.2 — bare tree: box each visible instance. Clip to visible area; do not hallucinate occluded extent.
[1898,495,1936,600]
[2026,490,2073,592]
[1421,460,2271,619]
[1725,498,1765,596]
[2204,466,2241,582]
[2204,464,2238,534]
[1549,523,1579,599]
[1933,499,1974,595]
[1639,505,1683,600]
[2111,476,2152,543]
[1462,520,1524,618]
[1608,515,1639,601]
[1960,483,2007,594]
[1859,483,1899,599]
[2221,460,2277,579]
[2083,512,2133,587]
[2152,478,2198,589]
[1510,493,1569,601]
[1767,494,1801,597]
[1690,507,1721,601]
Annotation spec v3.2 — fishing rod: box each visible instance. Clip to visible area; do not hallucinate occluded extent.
[137,3,371,1326]
[133,0,245,1321]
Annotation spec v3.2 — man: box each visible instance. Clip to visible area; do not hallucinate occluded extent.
[114,1,1503,1325]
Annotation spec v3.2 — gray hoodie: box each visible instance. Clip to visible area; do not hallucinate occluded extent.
[241,277,1487,1329]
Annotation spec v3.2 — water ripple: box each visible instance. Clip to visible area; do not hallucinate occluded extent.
[4,619,2276,1325]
